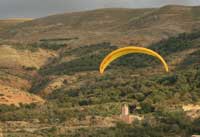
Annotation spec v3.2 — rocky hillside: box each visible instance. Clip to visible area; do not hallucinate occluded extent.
[0,5,199,137]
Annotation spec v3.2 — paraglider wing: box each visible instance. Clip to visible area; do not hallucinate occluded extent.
[99,46,169,74]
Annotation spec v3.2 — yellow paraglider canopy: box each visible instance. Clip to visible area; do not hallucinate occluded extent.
[99,46,169,74]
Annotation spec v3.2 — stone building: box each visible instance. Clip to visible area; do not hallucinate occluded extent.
[120,104,134,124]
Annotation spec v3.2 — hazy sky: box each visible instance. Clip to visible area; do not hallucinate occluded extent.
[0,0,200,18]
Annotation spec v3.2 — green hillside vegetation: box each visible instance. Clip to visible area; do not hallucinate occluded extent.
[39,42,117,75]
[0,31,200,136]
[10,40,68,52]
[38,31,200,75]
[180,49,200,67]
[69,113,200,137]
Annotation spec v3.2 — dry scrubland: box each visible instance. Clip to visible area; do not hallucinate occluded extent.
[0,5,199,137]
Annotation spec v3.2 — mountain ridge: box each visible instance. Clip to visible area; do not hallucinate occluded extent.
[1,5,200,47]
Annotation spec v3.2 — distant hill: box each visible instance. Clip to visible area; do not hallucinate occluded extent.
[0,18,32,33]
[1,5,200,46]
